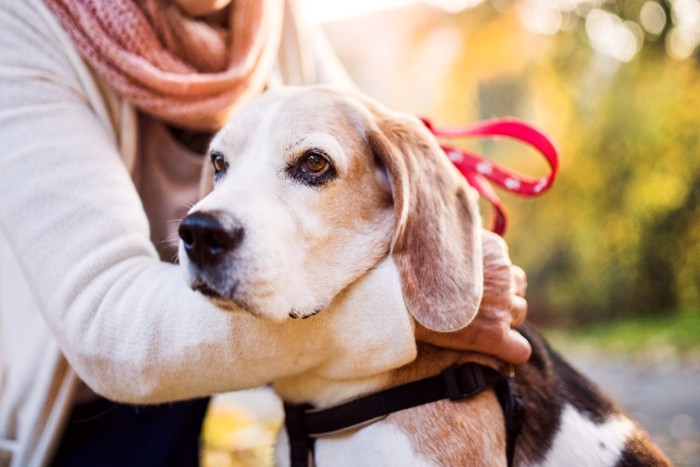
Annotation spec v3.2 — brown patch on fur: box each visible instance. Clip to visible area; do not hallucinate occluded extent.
[318,103,394,231]
[280,94,396,280]
[615,427,672,466]
[386,344,509,466]
[390,393,507,466]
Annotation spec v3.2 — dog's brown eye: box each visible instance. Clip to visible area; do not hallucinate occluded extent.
[286,149,336,186]
[210,152,227,175]
[300,153,330,175]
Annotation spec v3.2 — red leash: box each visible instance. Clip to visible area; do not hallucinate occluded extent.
[422,117,560,235]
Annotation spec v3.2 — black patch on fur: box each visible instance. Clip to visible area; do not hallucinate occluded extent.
[510,324,562,465]
[512,324,618,465]
[548,339,616,424]
[616,450,644,467]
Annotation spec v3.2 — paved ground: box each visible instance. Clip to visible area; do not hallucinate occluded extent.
[565,348,700,467]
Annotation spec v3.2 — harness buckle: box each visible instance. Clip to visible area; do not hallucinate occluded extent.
[443,363,487,400]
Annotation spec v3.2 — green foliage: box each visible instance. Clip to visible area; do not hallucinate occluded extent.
[544,310,700,354]
[518,43,698,324]
[507,53,700,324]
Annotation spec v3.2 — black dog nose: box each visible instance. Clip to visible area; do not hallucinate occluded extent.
[179,211,244,266]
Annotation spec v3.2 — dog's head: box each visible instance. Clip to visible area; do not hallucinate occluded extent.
[178,86,483,331]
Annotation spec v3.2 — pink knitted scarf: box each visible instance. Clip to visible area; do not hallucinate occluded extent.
[45,0,284,130]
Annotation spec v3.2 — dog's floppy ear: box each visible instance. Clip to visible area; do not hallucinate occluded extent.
[366,111,484,332]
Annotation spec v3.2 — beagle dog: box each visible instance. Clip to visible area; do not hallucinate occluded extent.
[178,86,670,466]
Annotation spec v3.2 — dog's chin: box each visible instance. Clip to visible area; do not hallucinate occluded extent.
[191,280,226,301]
[208,293,325,322]
[194,285,298,322]
[288,307,324,320]
[185,266,326,322]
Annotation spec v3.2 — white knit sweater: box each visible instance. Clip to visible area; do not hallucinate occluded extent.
[0,1,416,465]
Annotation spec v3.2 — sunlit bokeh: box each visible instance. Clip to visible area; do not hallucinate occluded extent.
[306,0,700,61]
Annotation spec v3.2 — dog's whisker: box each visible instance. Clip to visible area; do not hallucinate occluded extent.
[160,231,181,244]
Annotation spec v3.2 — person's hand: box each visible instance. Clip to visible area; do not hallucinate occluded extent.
[414,230,531,365]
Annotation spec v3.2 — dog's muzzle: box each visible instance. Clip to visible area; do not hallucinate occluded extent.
[179,210,244,268]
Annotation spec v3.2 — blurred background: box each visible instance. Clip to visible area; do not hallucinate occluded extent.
[202,1,700,465]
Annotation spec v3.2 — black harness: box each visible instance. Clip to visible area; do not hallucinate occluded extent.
[283,362,524,467]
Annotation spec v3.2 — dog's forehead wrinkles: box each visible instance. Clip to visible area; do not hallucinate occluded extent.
[211,124,247,158]
[282,132,350,174]
[275,90,359,133]
[268,91,368,169]
[211,94,288,162]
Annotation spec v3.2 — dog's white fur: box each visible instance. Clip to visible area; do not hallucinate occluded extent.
[277,416,436,467]
[539,404,634,467]
[180,86,670,466]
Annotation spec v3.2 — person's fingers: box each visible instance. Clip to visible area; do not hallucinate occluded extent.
[491,329,532,365]
[510,295,528,327]
[416,316,532,365]
[416,227,532,364]
[511,265,527,297]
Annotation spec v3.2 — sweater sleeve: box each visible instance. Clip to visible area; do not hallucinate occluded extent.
[0,1,416,404]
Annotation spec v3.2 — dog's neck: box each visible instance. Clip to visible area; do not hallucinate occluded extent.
[273,343,505,409]
[272,257,506,408]
[271,257,408,407]
[273,364,393,408]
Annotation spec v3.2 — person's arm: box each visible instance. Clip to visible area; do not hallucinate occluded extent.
[0,1,417,403]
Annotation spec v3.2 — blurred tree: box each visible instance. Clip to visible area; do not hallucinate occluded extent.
[446,0,700,324]
[508,52,700,324]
